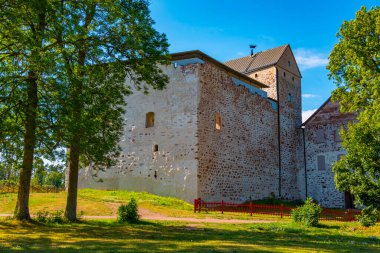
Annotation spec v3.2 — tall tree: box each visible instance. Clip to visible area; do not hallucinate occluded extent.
[0,0,62,220]
[327,7,380,211]
[54,0,169,221]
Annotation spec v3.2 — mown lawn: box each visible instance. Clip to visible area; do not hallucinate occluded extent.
[0,219,379,252]
[0,189,284,220]
[1,189,379,252]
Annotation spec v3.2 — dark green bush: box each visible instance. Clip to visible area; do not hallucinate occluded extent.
[35,210,64,224]
[35,211,49,223]
[118,198,139,223]
[358,207,379,227]
[292,197,322,227]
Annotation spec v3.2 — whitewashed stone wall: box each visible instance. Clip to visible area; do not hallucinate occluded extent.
[78,64,200,202]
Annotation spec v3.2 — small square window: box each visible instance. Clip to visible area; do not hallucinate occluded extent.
[287,93,292,102]
[317,155,326,171]
[316,129,325,143]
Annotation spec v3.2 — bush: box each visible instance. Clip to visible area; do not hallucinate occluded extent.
[35,210,64,224]
[118,198,139,223]
[358,207,379,227]
[35,211,49,223]
[292,197,322,227]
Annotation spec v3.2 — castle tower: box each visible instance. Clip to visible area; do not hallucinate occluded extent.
[225,45,304,200]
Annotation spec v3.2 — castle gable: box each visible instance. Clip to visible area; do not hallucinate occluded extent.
[225,45,301,78]
[276,45,301,78]
[303,98,356,126]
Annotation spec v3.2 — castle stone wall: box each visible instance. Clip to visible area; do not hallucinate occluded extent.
[304,100,356,208]
[277,66,303,200]
[197,62,280,202]
[248,67,277,100]
[78,64,200,202]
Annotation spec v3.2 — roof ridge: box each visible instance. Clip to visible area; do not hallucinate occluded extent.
[225,45,288,64]
[225,44,289,63]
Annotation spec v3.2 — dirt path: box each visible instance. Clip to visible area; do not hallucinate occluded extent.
[1,208,276,224]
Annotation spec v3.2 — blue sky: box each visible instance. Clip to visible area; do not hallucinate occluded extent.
[149,0,378,121]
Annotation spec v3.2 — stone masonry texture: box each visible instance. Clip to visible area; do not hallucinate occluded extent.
[197,62,279,202]
[77,47,352,208]
[304,99,356,208]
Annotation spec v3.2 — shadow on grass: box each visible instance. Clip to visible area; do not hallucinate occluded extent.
[0,220,379,253]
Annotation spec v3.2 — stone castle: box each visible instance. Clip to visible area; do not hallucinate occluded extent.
[78,45,355,208]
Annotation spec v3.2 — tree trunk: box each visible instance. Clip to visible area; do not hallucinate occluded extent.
[14,74,38,221]
[64,79,83,221]
[65,137,81,221]
[64,4,95,222]
[64,75,84,222]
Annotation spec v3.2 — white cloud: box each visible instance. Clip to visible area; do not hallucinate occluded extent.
[294,49,329,70]
[302,109,317,122]
[302,93,320,99]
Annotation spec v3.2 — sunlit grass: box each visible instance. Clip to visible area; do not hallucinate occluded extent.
[0,219,379,252]
[1,189,379,252]
[0,189,286,220]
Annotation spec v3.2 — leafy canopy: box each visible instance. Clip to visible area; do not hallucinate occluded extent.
[327,6,380,211]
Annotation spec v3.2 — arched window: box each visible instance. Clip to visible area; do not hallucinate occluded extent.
[153,144,158,152]
[215,112,221,130]
[146,112,155,128]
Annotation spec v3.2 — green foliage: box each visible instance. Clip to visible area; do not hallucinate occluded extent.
[117,198,140,223]
[35,210,65,224]
[49,0,169,220]
[358,207,379,227]
[45,171,65,188]
[0,180,18,186]
[292,198,322,227]
[31,162,65,188]
[327,6,380,210]
[54,0,170,172]
[1,0,169,220]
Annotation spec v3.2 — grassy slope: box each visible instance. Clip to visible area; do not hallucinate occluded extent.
[0,189,192,216]
[0,189,285,220]
[0,219,379,252]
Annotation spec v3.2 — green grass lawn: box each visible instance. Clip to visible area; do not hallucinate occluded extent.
[0,189,379,252]
[0,189,285,220]
[0,219,379,252]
